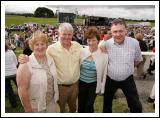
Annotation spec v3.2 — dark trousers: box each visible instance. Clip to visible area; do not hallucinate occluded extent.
[5,75,17,107]
[103,75,142,113]
[78,80,97,113]
[148,60,155,72]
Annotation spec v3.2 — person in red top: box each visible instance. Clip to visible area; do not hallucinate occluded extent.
[99,30,104,40]
[152,47,155,53]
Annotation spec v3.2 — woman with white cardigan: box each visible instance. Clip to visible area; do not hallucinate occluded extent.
[16,31,59,113]
[78,27,108,113]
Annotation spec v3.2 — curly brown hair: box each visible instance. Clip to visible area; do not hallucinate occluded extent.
[84,27,100,41]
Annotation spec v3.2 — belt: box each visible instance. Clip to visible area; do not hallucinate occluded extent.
[59,84,73,87]
[59,82,78,87]
[107,74,133,82]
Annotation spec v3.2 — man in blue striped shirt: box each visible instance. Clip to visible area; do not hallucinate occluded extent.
[103,19,143,113]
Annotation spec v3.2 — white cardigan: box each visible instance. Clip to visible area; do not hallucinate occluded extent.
[80,46,108,94]
[27,53,59,112]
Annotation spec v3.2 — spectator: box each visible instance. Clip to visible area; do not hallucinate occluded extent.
[147,47,155,75]
[128,31,135,38]
[102,19,143,113]
[78,27,108,113]
[16,31,59,112]
[14,33,20,47]
[135,33,148,79]
[75,32,83,45]
[23,39,32,56]
[148,83,155,109]
[5,43,18,108]
[148,83,155,102]
[103,29,112,41]
[135,33,148,51]
[47,23,83,112]
[6,39,16,51]
[18,23,83,113]
[99,30,104,40]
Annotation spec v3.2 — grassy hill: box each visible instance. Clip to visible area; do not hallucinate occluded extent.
[5,15,83,27]
[5,15,155,27]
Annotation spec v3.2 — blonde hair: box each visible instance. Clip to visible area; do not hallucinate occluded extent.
[29,31,48,50]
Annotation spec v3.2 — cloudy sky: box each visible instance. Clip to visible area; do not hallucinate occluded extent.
[4,3,156,20]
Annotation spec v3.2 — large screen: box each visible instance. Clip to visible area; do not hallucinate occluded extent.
[58,12,76,23]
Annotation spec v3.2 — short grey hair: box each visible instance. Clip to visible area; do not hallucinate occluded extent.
[58,23,73,34]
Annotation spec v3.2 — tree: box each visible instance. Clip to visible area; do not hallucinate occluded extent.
[34,7,54,18]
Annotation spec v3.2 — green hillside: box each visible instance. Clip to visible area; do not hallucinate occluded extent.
[6,15,155,27]
[5,15,84,27]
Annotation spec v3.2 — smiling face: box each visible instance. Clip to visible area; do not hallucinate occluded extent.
[59,30,73,46]
[111,24,127,44]
[29,31,48,56]
[33,41,47,56]
[58,23,74,47]
[87,36,99,50]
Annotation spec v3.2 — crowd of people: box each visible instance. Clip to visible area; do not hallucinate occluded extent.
[5,21,155,51]
[5,19,155,113]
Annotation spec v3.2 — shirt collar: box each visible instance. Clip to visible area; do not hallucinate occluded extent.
[57,41,73,50]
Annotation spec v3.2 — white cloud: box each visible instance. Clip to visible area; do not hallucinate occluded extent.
[5,5,45,13]
[5,5,155,20]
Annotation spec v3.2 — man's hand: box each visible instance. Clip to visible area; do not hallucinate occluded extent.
[18,54,29,64]
[98,40,107,53]
[100,46,107,53]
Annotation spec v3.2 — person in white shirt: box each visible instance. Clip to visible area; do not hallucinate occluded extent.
[102,19,142,113]
[5,44,18,108]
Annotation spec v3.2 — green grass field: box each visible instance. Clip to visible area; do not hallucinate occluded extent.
[5,15,58,26]
[5,15,155,27]
[5,15,83,27]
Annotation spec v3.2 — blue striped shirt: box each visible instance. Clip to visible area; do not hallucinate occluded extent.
[106,36,143,81]
[80,59,97,83]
